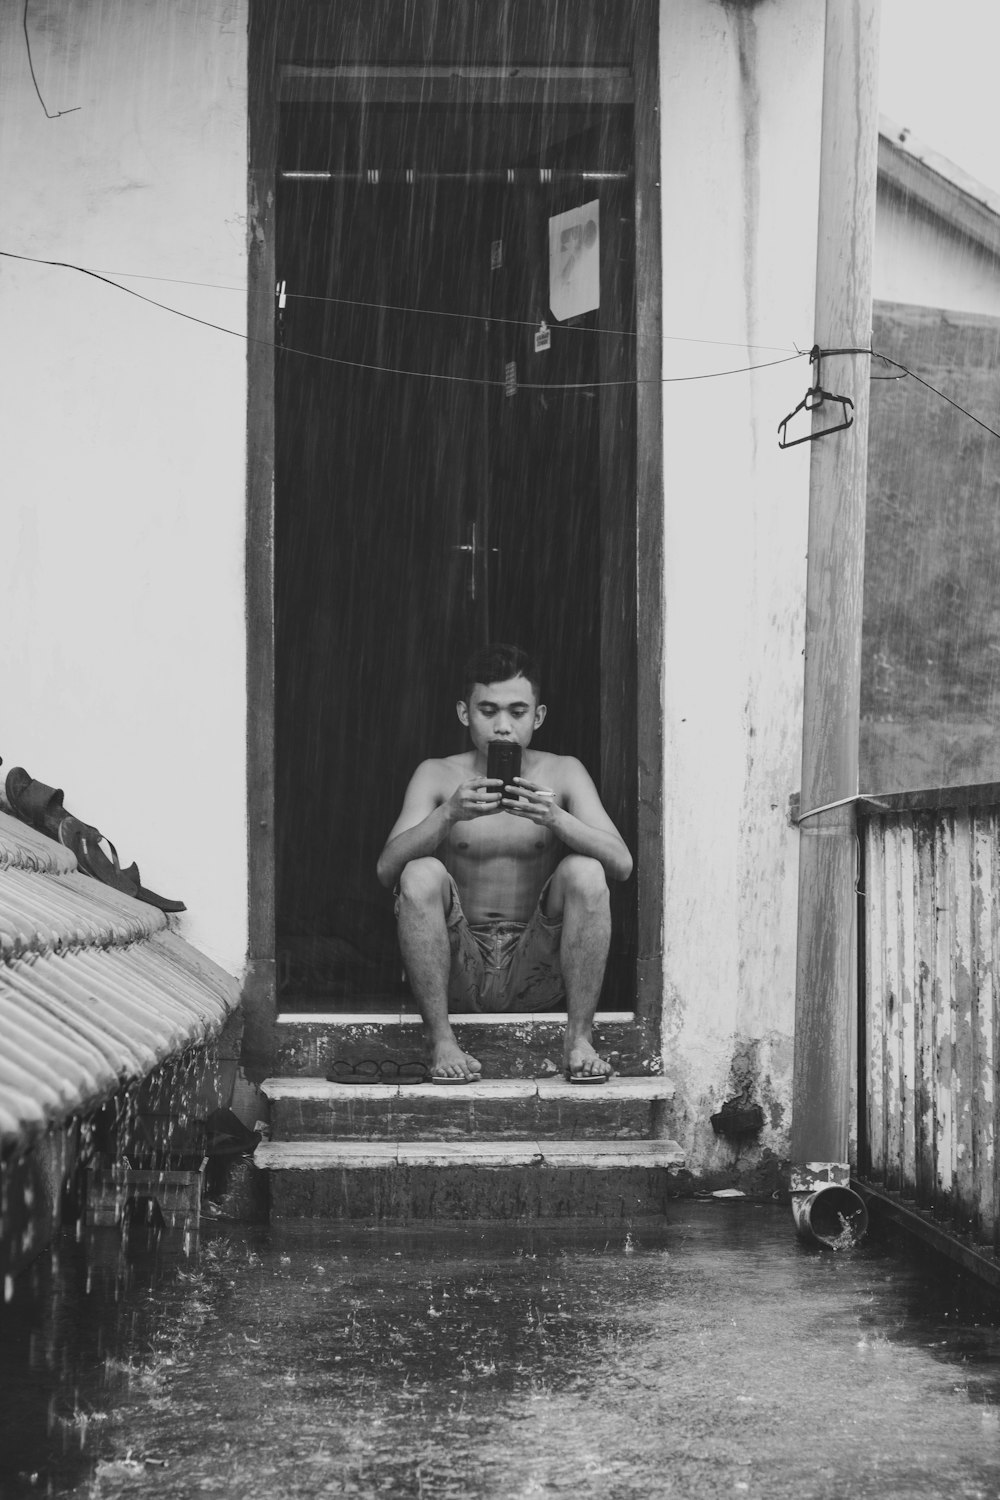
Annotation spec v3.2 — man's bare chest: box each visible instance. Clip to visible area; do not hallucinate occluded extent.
[445,811,556,863]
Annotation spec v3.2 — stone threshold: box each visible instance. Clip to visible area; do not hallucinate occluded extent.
[262,1076,673,1103]
[256,1139,685,1170]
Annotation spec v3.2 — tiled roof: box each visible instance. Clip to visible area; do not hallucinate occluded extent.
[0,810,240,1157]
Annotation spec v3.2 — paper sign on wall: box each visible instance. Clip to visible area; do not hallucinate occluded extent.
[548,200,600,322]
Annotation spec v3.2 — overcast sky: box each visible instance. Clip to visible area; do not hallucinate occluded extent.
[879,0,1000,194]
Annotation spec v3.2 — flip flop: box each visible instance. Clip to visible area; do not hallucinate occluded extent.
[565,1069,610,1085]
[62,818,187,913]
[6,775,124,885]
[326,1059,430,1085]
[431,1073,479,1086]
[5,769,70,840]
[60,817,134,891]
[5,767,186,912]
[133,881,186,914]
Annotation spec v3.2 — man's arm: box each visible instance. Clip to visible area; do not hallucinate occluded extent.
[507,759,633,881]
[376,761,502,889]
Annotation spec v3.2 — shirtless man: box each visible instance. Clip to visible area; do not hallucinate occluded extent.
[376,644,633,1082]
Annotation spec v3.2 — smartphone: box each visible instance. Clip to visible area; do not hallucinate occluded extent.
[487,741,522,799]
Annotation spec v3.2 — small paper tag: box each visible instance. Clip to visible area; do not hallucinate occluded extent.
[504,361,517,397]
[491,239,503,271]
[534,320,551,353]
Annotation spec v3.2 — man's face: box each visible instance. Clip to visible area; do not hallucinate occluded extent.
[457,675,546,754]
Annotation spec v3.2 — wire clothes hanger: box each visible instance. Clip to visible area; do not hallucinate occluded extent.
[777,344,854,449]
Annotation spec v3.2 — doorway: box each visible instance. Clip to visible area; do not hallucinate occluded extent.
[247,1,662,1041]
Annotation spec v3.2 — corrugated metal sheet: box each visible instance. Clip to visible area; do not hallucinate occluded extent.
[862,805,1000,1250]
[0,865,165,956]
[0,810,240,1156]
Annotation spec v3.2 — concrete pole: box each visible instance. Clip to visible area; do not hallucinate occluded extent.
[790,0,880,1236]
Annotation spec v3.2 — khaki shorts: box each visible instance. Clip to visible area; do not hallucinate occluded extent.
[396,873,565,1014]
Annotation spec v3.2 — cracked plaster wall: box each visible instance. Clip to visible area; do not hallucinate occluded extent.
[658,0,826,1185]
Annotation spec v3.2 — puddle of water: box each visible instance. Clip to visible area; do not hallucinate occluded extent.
[3,1205,1000,1498]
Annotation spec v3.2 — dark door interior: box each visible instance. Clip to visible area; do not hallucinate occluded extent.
[274,65,637,1012]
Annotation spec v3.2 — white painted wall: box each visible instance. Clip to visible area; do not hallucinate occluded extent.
[0,0,249,972]
[874,190,1000,316]
[659,0,826,1180]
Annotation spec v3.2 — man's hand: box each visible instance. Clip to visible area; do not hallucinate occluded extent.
[447,776,504,822]
[501,777,560,828]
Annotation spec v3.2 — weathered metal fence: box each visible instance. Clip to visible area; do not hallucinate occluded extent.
[859,786,1000,1251]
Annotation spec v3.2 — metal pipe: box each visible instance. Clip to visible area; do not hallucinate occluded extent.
[793,1182,869,1250]
[790,0,880,1243]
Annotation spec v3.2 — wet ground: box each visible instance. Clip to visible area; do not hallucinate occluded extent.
[3,1203,1000,1499]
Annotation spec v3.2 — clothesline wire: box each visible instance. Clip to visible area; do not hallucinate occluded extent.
[808,343,1000,443]
[870,352,1000,442]
[6,252,800,352]
[0,248,805,386]
[280,287,800,353]
[3,249,1000,433]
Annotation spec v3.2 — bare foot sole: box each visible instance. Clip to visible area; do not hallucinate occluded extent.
[430,1040,482,1084]
[564,1041,613,1084]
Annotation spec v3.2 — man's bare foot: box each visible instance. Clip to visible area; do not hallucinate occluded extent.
[430,1035,482,1082]
[564,1038,613,1080]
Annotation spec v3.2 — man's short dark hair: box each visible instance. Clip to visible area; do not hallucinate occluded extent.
[461,643,542,702]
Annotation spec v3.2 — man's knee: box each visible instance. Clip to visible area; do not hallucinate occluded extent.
[397,857,451,911]
[552,855,609,909]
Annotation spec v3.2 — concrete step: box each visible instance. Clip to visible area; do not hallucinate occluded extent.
[262,1075,674,1142]
[276,1010,659,1078]
[255,1138,686,1221]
